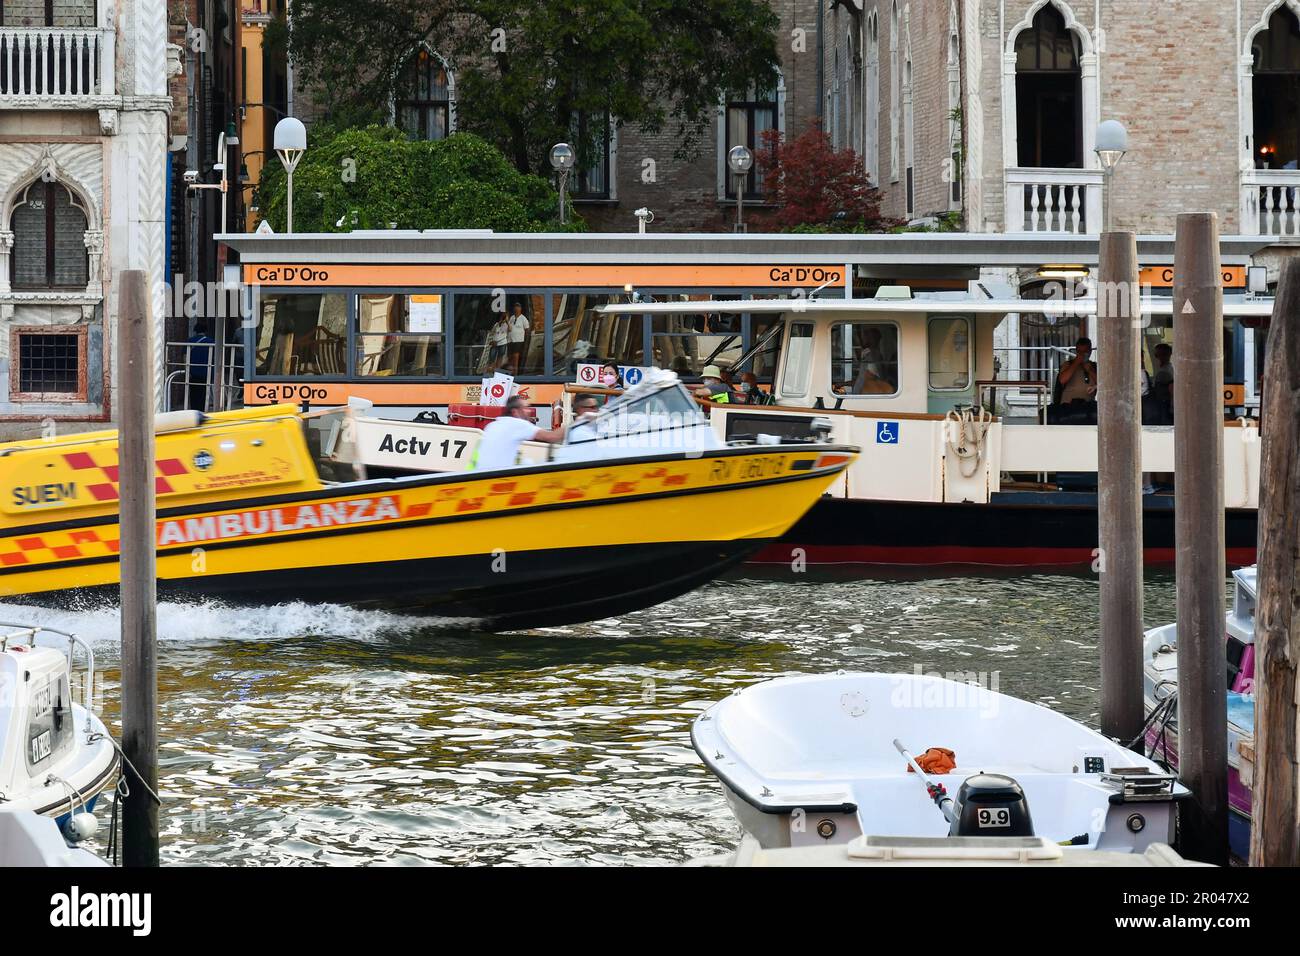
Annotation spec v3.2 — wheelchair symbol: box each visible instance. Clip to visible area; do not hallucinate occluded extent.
[876,421,899,444]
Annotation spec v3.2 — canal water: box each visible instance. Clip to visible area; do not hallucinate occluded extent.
[7,568,1183,866]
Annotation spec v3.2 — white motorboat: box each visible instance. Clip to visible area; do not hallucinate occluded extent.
[0,808,108,867]
[0,623,118,833]
[690,833,1208,867]
[1141,566,1257,858]
[692,671,1188,853]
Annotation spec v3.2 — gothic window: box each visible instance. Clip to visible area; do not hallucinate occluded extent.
[10,179,89,290]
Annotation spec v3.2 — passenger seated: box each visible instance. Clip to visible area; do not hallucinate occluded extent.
[1047,337,1098,425]
[736,371,774,405]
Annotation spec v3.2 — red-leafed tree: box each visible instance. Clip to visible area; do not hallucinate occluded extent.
[758,123,895,232]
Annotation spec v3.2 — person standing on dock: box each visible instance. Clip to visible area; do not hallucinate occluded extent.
[473,395,566,470]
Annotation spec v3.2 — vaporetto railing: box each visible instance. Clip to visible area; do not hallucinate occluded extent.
[0,27,115,98]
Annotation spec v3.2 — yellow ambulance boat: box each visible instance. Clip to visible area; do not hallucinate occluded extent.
[0,375,856,629]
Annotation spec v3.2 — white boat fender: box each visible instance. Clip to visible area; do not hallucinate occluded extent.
[63,811,98,843]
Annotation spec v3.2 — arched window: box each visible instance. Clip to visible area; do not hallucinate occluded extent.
[396,49,452,141]
[1014,4,1082,168]
[1253,7,1300,169]
[889,2,900,182]
[866,13,879,184]
[10,180,88,290]
[724,76,781,200]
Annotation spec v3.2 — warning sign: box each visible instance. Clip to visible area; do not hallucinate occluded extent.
[481,372,515,407]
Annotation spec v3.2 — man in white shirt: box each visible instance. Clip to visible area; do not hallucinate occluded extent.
[473,396,566,470]
[505,303,530,374]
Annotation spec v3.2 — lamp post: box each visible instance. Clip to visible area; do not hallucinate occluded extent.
[728,145,754,233]
[274,117,307,234]
[550,142,575,225]
[1094,120,1128,234]
[184,128,238,234]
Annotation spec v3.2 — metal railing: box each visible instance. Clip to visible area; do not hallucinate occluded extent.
[993,345,1076,400]
[164,341,244,413]
[0,27,115,97]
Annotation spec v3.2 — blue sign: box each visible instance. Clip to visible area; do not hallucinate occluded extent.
[622,366,644,386]
[876,421,899,445]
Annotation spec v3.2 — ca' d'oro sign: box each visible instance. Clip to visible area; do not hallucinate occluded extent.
[1140,266,1247,288]
[243,263,846,289]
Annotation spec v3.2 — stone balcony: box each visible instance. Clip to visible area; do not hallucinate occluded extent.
[1004,167,1103,235]
[1241,169,1300,238]
[0,26,116,106]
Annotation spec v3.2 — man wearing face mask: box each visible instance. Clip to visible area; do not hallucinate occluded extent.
[737,371,773,405]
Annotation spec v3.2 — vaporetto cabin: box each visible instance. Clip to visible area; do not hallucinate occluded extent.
[219,229,1276,565]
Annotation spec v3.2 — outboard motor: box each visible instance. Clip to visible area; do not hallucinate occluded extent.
[948,773,1034,837]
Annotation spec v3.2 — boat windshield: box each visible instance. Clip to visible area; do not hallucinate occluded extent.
[300,408,365,483]
[567,383,707,446]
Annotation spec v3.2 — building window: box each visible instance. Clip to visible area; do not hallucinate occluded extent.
[948,29,962,207]
[355,294,444,377]
[866,13,880,185]
[831,321,899,395]
[10,180,89,290]
[572,112,613,200]
[724,79,779,199]
[889,2,900,183]
[904,56,914,216]
[1014,4,1082,168]
[1253,7,1300,169]
[0,0,96,27]
[10,326,87,402]
[396,49,452,141]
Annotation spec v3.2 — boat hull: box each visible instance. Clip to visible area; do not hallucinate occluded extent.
[0,446,854,630]
[4,705,118,821]
[758,493,1258,567]
[1144,725,1253,860]
[694,672,1185,853]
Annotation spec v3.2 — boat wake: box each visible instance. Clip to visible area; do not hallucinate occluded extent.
[0,598,480,650]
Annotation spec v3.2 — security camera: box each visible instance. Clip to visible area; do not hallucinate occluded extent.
[183,169,200,184]
[634,207,654,234]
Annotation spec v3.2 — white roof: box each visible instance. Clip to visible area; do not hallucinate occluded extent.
[599,295,1275,318]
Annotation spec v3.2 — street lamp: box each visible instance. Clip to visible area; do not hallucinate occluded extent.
[550,142,575,225]
[274,117,307,234]
[728,145,754,233]
[1094,120,1128,233]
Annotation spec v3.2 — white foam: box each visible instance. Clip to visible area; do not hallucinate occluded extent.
[0,599,476,650]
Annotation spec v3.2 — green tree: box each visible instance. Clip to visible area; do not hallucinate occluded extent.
[272,0,781,175]
[253,126,577,232]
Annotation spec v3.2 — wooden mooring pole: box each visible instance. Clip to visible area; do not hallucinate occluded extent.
[119,270,160,867]
[1172,213,1228,865]
[1251,257,1300,866]
[1097,231,1145,745]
